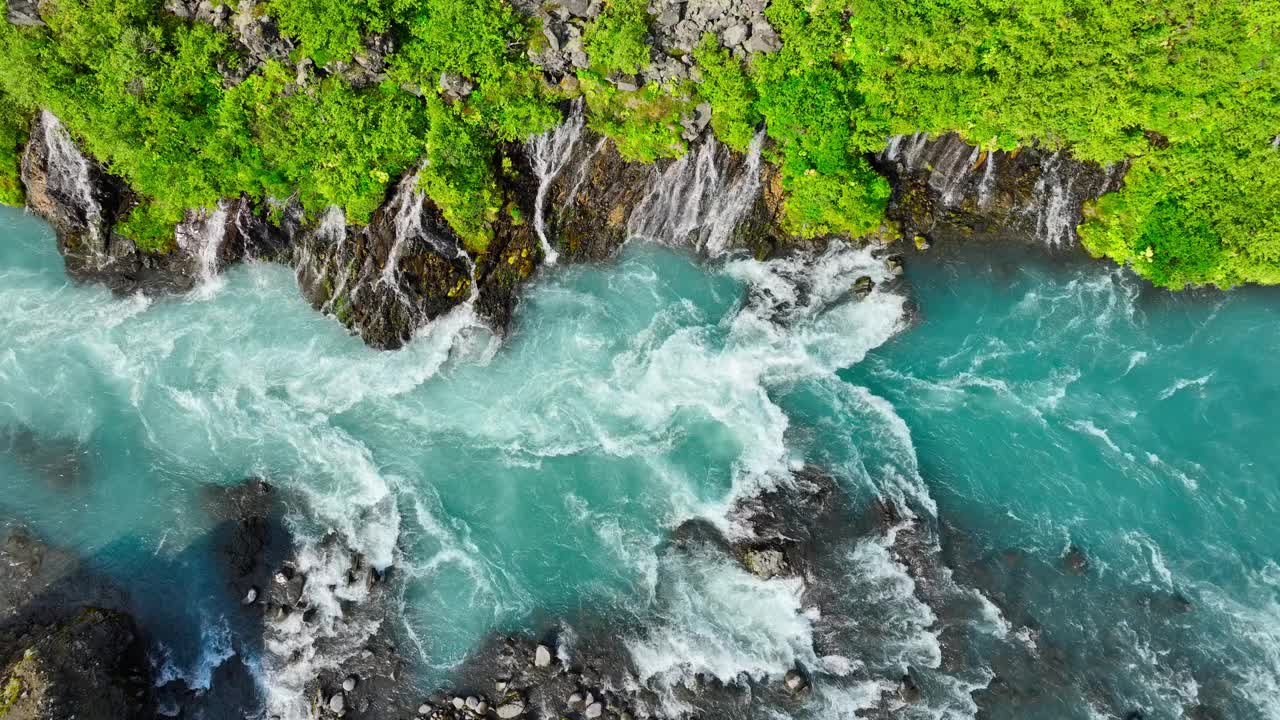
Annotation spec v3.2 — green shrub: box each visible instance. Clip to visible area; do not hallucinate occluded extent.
[268,0,390,66]
[583,0,652,75]
[417,96,499,252]
[0,89,26,207]
[691,35,759,153]
[578,72,689,163]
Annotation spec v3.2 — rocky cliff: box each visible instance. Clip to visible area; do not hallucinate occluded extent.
[15,102,1123,350]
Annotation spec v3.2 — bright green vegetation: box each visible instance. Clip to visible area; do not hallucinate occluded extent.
[691,35,759,153]
[269,0,391,65]
[579,72,691,162]
[751,0,891,238]
[836,1,1280,286]
[0,0,1276,286]
[0,89,24,207]
[583,0,653,75]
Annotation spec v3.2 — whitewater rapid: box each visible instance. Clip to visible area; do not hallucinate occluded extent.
[1,201,1277,720]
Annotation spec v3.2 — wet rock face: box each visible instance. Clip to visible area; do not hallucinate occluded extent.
[289,162,539,349]
[20,111,199,294]
[871,132,1128,250]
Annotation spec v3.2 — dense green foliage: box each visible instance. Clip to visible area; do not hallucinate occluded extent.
[0,89,24,206]
[691,35,759,153]
[837,0,1280,286]
[269,0,390,65]
[751,0,891,238]
[583,0,652,75]
[0,0,1275,286]
[579,72,690,162]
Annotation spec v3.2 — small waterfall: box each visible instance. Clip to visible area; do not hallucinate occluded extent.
[977,151,997,209]
[527,98,587,265]
[37,112,105,257]
[311,207,353,316]
[377,172,464,309]
[930,143,980,208]
[176,201,230,297]
[565,137,609,205]
[1031,153,1077,248]
[626,130,765,256]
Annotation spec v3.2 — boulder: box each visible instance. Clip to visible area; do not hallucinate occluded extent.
[722,23,749,47]
[496,701,525,718]
[0,608,151,720]
[534,644,553,667]
[5,0,44,25]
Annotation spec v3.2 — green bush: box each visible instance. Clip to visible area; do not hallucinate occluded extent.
[583,0,652,75]
[417,96,499,252]
[268,0,390,66]
[691,35,759,153]
[0,89,25,207]
[578,71,690,163]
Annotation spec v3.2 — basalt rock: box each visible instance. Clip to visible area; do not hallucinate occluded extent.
[0,527,150,719]
[872,132,1128,250]
[0,608,151,720]
[20,111,190,294]
[5,0,45,26]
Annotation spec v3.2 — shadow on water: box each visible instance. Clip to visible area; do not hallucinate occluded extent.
[0,474,291,718]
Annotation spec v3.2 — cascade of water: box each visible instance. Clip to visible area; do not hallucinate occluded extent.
[527,98,586,266]
[1031,153,1077,247]
[175,201,230,297]
[37,112,105,257]
[626,131,765,256]
[977,151,998,209]
[930,143,980,208]
[311,207,354,315]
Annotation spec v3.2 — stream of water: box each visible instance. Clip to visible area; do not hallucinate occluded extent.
[0,204,1276,719]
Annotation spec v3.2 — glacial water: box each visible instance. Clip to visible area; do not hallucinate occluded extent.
[1,203,1277,720]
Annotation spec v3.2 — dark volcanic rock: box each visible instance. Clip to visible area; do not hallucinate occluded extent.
[0,527,149,719]
[0,608,151,720]
[871,132,1127,249]
[21,111,197,294]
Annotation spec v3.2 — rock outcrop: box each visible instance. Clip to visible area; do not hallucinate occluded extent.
[20,111,199,294]
[17,106,1130,352]
[872,132,1128,250]
[0,528,150,719]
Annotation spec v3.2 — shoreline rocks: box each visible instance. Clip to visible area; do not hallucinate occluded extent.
[15,105,1130,353]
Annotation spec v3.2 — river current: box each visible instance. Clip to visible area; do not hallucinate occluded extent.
[0,204,1276,719]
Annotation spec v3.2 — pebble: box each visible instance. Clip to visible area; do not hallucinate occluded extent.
[242,586,258,605]
[452,696,466,709]
[328,693,345,713]
[418,704,430,715]
[342,675,357,692]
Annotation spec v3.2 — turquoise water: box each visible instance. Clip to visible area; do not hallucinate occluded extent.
[0,203,1277,719]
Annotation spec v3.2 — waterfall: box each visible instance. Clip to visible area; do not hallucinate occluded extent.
[527,98,587,266]
[977,151,997,209]
[176,201,230,298]
[626,130,765,256]
[1031,153,1076,248]
[312,207,353,316]
[37,112,105,258]
[930,143,980,208]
